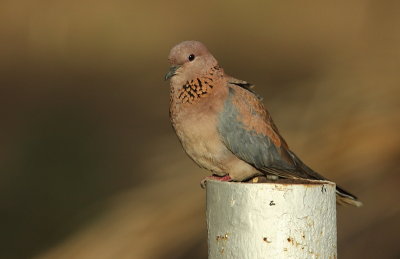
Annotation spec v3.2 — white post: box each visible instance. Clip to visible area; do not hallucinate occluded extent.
[206,179,337,259]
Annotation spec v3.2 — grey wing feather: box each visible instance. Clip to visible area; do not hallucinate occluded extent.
[217,86,296,173]
[218,84,328,180]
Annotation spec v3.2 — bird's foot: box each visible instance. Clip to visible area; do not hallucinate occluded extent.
[200,174,232,189]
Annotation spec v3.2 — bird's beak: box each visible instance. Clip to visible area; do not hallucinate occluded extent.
[165,65,180,80]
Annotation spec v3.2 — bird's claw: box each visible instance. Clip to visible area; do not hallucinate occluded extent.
[200,175,232,189]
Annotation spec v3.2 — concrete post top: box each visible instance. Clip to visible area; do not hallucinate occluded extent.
[206,177,337,259]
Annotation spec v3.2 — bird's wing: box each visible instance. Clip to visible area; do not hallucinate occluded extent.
[225,75,263,100]
[217,82,324,180]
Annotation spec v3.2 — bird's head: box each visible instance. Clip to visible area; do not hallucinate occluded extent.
[165,41,218,84]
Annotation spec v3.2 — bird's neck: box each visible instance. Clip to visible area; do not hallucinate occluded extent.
[171,66,224,105]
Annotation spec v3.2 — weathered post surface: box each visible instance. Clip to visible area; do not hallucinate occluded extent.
[206,179,337,259]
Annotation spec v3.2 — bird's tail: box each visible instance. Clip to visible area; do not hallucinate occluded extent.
[336,185,363,207]
[290,151,363,207]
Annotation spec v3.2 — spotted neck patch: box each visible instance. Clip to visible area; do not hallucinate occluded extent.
[177,66,222,104]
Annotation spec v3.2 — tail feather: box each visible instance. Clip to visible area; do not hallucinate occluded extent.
[290,151,363,207]
[336,185,363,207]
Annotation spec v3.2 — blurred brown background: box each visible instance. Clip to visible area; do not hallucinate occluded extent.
[1,1,399,258]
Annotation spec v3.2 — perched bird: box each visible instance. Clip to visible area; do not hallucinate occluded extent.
[166,40,362,207]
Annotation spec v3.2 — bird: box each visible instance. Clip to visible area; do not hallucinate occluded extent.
[165,40,362,207]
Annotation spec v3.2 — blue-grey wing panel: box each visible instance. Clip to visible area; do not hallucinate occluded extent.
[217,87,294,171]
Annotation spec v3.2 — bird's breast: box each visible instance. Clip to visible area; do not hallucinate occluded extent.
[169,86,230,173]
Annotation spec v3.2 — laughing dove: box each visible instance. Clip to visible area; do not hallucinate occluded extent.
[166,40,362,207]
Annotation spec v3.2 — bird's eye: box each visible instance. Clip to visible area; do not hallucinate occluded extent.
[188,54,195,61]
